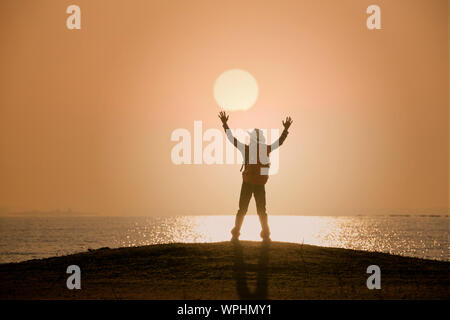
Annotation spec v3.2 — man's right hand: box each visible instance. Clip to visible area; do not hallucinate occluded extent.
[282,116,293,131]
[218,111,229,125]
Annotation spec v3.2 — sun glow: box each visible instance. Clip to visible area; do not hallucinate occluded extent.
[213,69,259,111]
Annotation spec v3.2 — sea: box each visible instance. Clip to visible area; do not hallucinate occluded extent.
[0,215,448,263]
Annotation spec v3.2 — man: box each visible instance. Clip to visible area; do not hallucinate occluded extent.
[218,111,293,242]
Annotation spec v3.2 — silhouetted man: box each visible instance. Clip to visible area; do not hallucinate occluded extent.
[219,111,292,242]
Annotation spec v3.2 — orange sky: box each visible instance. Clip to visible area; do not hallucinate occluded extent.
[0,0,448,216]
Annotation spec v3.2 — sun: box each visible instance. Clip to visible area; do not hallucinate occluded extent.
[213,69,259,111]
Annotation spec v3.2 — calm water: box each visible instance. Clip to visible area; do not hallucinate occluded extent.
[0,215,448,263]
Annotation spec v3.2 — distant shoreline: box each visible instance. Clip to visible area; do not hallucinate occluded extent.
[1,241,448,300]
[1,213,449,217]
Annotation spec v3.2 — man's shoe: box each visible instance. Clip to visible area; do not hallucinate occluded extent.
[231,228,240,243]
[262,236,271,244]
[260,230,271,240]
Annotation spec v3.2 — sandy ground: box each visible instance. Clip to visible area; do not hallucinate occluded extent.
[0,241,448,299]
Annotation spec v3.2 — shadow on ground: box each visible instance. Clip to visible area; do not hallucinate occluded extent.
[232,241,269,299]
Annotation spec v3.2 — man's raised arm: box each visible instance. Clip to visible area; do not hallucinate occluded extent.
[218,111,245,150]
[270,116,293,152]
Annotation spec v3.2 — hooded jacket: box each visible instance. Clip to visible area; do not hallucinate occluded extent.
[222,124,289,185]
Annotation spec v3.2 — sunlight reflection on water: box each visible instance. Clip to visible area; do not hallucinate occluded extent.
[0,215,448,263]
[117,215,448,261]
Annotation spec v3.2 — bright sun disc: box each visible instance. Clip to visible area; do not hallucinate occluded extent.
[213,69,259,111]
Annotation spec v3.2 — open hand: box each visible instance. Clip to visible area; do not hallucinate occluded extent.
[218,111,229,125]
[282,116,293,130]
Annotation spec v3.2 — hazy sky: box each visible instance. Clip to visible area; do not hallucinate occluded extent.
[0,0,448,216]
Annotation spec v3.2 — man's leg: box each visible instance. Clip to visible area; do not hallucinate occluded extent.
[231,181,253,240]
[254,185,270,241]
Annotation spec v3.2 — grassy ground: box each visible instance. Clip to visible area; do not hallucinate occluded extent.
[0,241,448,299]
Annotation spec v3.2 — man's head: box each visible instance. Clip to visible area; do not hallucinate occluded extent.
[248,128,266,144]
